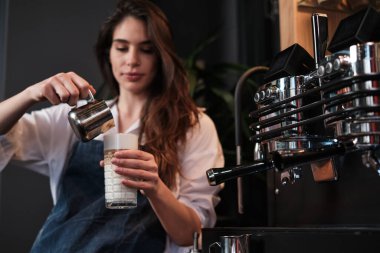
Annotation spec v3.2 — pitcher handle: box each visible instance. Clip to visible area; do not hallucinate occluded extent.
[88,89,95,102]
[209,241,221,253]
[71,89,96,109]
[238,234,252,253]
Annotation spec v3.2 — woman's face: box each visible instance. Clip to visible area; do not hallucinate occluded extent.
[109,16,158,97]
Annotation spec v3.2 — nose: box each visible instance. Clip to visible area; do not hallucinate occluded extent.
[126,47,140,67]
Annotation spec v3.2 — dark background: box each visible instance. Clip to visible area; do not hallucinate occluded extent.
[0,0,279,252]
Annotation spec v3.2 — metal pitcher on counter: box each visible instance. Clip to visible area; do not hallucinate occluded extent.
[68,90,115,142]
[209,234,251,253]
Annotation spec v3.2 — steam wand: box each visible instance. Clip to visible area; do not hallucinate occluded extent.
[234,66,268,214]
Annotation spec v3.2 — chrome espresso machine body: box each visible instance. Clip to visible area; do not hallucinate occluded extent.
[206,6,380,187]
[202,6,380,252]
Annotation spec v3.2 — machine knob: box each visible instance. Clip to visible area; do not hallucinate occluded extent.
[333,58,341,71]
[260,90,266,100]
[254,91,264,103]
[253,92,261,103]
[265,87,278,99]
[333,55,351,72]
[325,62,333,74]
[317,65,325,77]
[254,90,268,103]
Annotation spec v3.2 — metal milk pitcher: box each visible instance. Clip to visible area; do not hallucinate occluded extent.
[209,234,251,253]
[68,91,115,142]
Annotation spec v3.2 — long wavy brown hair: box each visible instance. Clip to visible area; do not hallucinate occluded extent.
[95,0,199,189]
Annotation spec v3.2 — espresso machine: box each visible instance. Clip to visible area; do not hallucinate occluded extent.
[203,6,380,252]
[206,6,380,189]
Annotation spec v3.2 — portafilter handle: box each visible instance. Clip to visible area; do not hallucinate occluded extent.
[206,161,275,186]
[206,142,356,186]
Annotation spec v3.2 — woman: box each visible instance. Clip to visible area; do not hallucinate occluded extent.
[0,0,224,252]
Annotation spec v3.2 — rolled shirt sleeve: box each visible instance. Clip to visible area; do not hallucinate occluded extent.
[0,125,19,171]
[165,112,224,253]
[0,104,77,203]
[177,112,224,227]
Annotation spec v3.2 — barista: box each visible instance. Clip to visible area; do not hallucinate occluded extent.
[0,0,224,252]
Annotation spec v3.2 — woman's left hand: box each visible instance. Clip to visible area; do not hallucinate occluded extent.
[103,149,201,246]
[110,149,162,197]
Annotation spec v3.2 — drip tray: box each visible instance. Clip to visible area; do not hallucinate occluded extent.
[202,227,380,253]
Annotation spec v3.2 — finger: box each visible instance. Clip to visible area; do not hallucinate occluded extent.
[48,73,78,104]
[43,84,62,105]
[114,149,152,161]
[112,157,157,172]
[67,72,96,99]
[121,178,156,191]
[41,78,68,105]
[99,160,104,168]
[114,167,157,181]
[55,73,81,106]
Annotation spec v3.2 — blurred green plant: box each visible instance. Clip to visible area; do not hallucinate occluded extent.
[183,34,262,164]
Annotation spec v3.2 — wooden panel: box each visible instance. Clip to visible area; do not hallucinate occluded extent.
[279,0,350,56]
[279,0,297,51]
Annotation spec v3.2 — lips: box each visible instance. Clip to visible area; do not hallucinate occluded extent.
[122,72,144,82]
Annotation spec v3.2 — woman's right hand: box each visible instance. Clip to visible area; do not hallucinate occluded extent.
[27,72,96,106]
[0,71,96,134]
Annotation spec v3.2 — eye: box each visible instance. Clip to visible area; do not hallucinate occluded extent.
[112,41,129,52]
[140,46,155,54]
[116,46,128,52]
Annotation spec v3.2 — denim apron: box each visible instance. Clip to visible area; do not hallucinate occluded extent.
[30,140,166,253]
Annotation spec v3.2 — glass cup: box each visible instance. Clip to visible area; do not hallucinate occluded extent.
[103,133,139,209]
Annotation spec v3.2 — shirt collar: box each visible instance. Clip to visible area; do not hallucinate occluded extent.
[108,98,141,135]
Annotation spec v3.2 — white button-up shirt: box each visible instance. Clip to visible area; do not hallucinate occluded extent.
[0,100,224,253]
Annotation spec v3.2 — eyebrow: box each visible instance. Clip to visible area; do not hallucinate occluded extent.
[112,39,153,45]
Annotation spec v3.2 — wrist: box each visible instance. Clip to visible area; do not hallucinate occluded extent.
[145,179,169,202]
[23,85,42,104]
